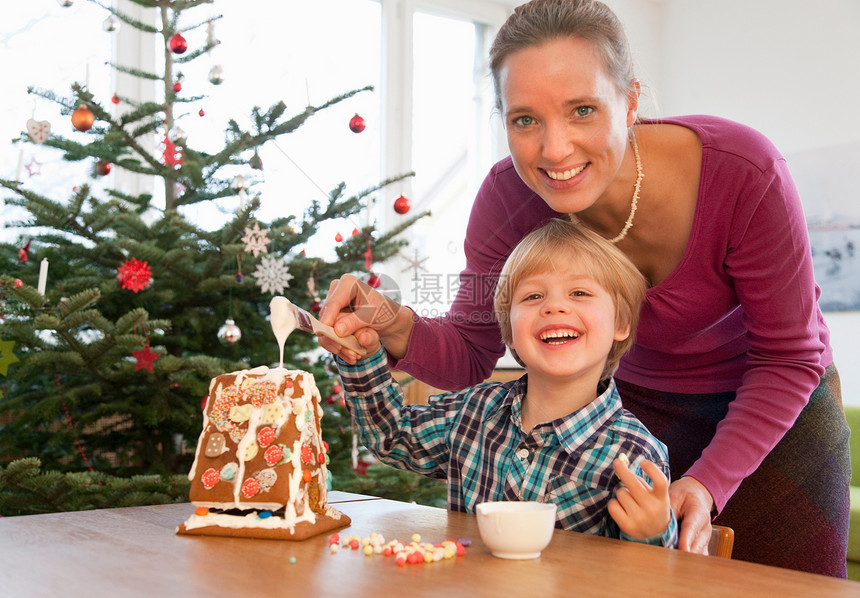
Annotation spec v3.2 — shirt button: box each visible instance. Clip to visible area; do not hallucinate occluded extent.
[516,448,529,460]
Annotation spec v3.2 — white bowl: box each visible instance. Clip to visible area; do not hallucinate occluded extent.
[475,501,557,559]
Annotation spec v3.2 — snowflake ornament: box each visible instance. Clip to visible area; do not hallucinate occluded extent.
[241,223,270,257]
[253,255,294,295]
[117,257,153,293]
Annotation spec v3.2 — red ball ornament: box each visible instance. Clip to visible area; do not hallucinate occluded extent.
[310,299,322,313]
[393,194,411,215]
[172,81,182,92]
[349,113,366,133]
[334,232,344,243]
[71,105,95,132]
[198,108,206,117]
[95,160,112,176]
[168,32,188,54]
[111,94,120,104]
[14,279,23,288]
[367,273,381,288]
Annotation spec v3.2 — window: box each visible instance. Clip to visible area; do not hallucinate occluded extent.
[2,0,515,311]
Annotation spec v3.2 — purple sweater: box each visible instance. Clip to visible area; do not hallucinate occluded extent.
[391,115,832,512]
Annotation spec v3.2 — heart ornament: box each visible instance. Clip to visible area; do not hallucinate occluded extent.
[26,119,51,144]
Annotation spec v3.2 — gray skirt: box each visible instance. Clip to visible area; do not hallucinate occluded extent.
[616,364,849,578]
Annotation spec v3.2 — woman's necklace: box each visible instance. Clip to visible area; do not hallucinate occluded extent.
[609,131,644,244]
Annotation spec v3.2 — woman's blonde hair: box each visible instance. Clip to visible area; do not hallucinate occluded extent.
[489,0,636,112]
[493,218,646,380]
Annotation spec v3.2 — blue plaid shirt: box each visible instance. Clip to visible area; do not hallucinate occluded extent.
[337,349,677,547]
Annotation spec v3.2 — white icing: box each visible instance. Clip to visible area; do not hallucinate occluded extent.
[269,296,297,369]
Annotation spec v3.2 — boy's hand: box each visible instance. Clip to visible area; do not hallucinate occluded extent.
[607,458,672,540]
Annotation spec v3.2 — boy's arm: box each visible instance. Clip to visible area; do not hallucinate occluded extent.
[335,348,451,479]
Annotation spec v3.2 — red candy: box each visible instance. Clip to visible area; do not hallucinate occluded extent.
[301,445,314,464]
[302,469,312,483]
[264,444,284,466]
[328,533,340,545]
[201,468,220,489]
[257,426,275,447]
[242,477,260,498]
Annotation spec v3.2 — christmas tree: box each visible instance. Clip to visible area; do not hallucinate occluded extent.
[0,0,445,514]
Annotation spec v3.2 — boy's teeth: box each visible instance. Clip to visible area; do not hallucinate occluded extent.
[540,330,580,343]
[546,164,586,181]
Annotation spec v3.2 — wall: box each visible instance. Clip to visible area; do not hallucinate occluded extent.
[607,0,860,405]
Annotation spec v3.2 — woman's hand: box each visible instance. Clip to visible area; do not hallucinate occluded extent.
[608,458,672,540]
[318,273,414,363]
[669,476,714,554]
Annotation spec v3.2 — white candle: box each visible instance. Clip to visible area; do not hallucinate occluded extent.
[15,149,24,182]
[37,258,48,295]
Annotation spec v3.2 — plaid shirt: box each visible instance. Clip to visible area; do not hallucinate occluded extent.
[338,349,677,547]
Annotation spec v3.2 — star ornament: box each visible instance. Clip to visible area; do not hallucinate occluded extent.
[133,342,160,373]
[241,223,270,258]
[117,257,152,293]
[0,339,20,376]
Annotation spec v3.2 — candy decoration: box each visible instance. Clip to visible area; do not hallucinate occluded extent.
[117,257,152,292]
[242,477,260,498]
[264,444,284,466]
[71,105,95,132]
[0,339,20,376]
[201,468,220,489]
[168,32,188,54]
[333,533,469,566]
[257,426,275,448]
[393,194,411,215]
[194,506,209,516]
[349,113,366,133]
[301,445,314,464]
[26,119,51,144]
[217,318,242,344]
[302,469,312,483]
[132,342,160,373]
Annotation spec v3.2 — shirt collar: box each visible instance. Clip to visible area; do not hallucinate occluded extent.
[485,375,624,454]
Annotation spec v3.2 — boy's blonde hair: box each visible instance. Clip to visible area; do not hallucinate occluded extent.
[493,218,646,380]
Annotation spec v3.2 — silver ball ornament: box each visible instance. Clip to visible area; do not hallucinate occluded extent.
[217,318,242,344]
[103,15,119,32]
[208,65,224,85]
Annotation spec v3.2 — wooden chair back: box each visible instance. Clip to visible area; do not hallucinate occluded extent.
[709,525,734,558]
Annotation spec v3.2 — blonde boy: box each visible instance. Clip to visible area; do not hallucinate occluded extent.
[335,218,677,545]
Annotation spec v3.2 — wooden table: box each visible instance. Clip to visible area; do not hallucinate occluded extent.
[2,492,859,597]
